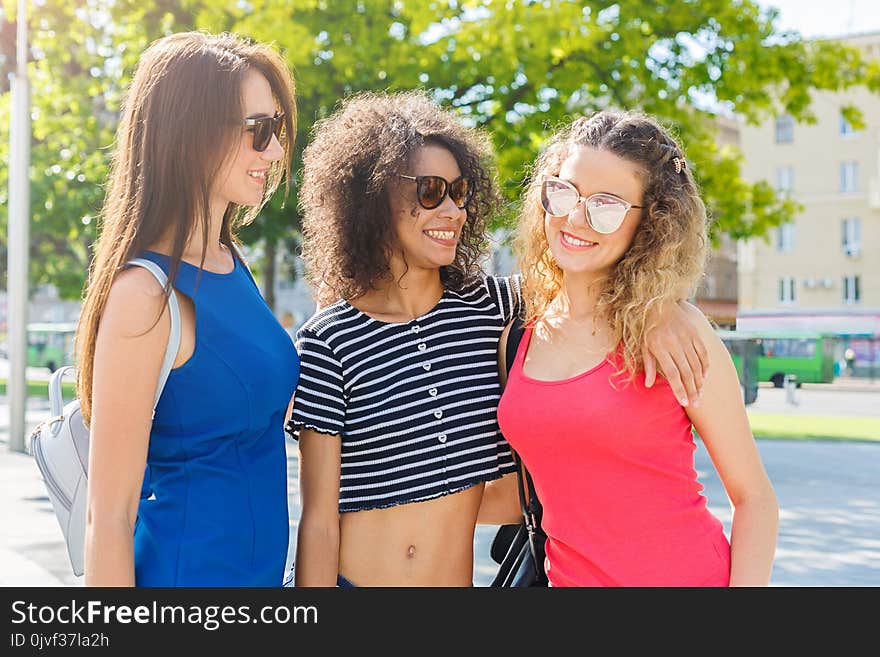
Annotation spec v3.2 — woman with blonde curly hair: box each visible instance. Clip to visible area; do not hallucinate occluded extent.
[496,110,779,586]
[288,93,712,587]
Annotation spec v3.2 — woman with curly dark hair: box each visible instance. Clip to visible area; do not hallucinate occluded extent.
[287,91,710,587]
[496,110,778,586]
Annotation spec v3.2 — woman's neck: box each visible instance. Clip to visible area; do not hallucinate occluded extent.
[551,273,604,321]
[187,200,227,260]
[538,274,614,346]
[352,265,444,321]
[150,204,228,263]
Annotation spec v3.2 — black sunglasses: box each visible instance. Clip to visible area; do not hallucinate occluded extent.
[244,111,285,152]
[399,174,473,210]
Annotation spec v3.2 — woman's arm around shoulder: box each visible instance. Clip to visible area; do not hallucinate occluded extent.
[85,266,172,586]
[643,300,710,408]
[294,428,342,586]
[681,305,779,586]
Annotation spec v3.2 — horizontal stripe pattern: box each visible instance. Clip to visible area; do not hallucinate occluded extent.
[289,275,521,512]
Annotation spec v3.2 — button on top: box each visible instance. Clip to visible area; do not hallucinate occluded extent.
[417,342,427,351]
[428,387,438,397]
[438,434,447,443]
[411,325,420,333]
[422,362,431,371]
[434,410,443,419]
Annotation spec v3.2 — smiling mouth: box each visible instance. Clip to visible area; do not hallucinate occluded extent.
[424,229,456,242]
[560,231,597,248]
[247,170,267,182]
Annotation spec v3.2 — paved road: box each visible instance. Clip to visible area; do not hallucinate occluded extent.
[746,381,880,418]
[2,386,879,587]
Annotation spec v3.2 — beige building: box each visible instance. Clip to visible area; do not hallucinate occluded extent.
[693,115,741,329]
[735,31,880,374]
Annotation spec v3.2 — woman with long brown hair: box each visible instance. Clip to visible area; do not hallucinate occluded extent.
[77,31,299,586]
[288,92,711,587]
[497,110,779,586]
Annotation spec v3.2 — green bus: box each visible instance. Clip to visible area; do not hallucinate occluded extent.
[27,322,77,373]
[728,331,837,387]
[717,331,760,405]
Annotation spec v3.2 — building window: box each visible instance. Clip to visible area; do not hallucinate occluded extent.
[840,161,859,193]
[840,113,857,137]
[778,276,795,304]
[842,217,861,257]
[775,115,794,143]
[843,275,860,304]
[776,222,795,252]
[775,166,794,195]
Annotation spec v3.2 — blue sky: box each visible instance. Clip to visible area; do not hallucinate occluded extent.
[758,0,880,38]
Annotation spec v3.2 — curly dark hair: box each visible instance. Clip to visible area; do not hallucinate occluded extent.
[299,90,501,306]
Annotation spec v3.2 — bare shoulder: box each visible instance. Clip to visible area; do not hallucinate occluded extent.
[101,266,169,340]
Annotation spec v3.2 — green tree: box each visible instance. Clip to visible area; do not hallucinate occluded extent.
[192,0,462,307]
[2,0,876,302]
[0,0,189,298]
[417,0,871,242]
[0,0,205,298]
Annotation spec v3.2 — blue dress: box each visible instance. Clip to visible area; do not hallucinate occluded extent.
[132,250,300,586]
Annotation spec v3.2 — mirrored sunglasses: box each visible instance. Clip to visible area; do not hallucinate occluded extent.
[541,176,643,234]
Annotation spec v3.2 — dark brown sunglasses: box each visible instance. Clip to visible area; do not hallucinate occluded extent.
[399,174,473,210]
[244,111,284,152]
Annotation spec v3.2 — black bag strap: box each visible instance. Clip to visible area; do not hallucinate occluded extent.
[504,314,526,378]
[514,452,540,558]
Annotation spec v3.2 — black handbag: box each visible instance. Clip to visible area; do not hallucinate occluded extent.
[490,316,548,588]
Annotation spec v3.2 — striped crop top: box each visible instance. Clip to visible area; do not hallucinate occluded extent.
[287,276,520,513]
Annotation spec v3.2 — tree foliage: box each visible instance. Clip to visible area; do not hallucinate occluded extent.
[1,0,875,302]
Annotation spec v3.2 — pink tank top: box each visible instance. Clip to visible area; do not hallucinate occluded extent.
[497,325,730,587]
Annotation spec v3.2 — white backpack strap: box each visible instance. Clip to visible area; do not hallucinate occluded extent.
[46,259,181,424]
[48,366,76,422]
[127,258,182,411]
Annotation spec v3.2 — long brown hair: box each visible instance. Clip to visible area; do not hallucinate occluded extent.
[517,110,708,378]
[76,31,296,423]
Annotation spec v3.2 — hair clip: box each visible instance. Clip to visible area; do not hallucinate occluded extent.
[672,157,686,174]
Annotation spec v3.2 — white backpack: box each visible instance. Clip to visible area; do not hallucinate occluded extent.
[28,258,180,576]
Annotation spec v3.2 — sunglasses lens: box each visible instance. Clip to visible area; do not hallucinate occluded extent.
[252,119,272,152]
[586,194,628,234]
[417,176,447,209]
[449,178,471,208]
[541,178,578,216]
[250,113,284,152]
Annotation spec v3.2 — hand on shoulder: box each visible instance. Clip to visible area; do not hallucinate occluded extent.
[678,301,724,351]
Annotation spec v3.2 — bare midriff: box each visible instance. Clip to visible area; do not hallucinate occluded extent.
[337,483,485,586]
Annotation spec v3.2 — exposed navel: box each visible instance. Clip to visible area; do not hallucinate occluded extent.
[407,545,416,558]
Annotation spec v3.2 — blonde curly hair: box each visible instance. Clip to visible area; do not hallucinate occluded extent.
[516,110,708,378]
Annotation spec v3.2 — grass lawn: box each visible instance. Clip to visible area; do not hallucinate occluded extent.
[747,411,880,443]
[0,379,76,399]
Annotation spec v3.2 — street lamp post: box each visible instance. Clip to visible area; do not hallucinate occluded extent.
[7,0,31,453]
